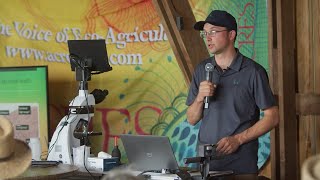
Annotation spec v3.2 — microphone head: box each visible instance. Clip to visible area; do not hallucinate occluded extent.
[205,63,214,72]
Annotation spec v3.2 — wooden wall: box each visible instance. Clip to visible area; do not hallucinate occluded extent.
[296,0,320,167]
[270,0,320,179]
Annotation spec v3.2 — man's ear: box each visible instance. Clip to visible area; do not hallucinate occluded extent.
[229,30,236,41]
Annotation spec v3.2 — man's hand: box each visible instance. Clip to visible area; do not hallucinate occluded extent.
[196,81,216,102]
[216,136,241,155]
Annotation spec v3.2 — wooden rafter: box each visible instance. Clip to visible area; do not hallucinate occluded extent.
[152,0,209,85]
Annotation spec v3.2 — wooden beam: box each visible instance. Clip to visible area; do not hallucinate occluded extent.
[268,0,280,179]
[296,93,320,115]
[152,0,209,84]
[275,0,299,179]
[296,0,314,169]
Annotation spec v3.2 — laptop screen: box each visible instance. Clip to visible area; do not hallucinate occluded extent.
[120,134,179,171]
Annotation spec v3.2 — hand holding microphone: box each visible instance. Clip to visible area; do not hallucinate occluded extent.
[197,63,216,108]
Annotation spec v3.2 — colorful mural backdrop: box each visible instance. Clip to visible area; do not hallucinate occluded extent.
[0,0,269,168]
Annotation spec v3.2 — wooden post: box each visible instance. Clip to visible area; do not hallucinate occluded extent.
[274,0,299,179]
[269,0,280,178]
[152,0,209,84]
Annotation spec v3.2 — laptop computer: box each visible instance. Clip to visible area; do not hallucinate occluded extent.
[120,134,180,172]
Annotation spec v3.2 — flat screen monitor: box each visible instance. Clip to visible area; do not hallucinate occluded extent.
[0,66,49,157]
[68,39,112,73]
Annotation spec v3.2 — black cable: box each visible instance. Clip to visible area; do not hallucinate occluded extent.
[69,54,83,70]
[47,107,72,157]
[83,145,96,180]
[81,69,96,180]
[47,86,78,158]
[47,123,64,157]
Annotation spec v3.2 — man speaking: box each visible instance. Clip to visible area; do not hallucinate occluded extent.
[186,10,279,174]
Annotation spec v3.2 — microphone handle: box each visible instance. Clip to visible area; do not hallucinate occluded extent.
[204,97,209,108]
[204,70,210,109]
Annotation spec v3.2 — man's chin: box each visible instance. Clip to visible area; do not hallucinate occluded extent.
[210,49,224,55]
[209,50,218,54]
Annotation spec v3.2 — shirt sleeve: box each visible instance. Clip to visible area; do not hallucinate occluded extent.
[186,66,201,106]
[253,67,276,110]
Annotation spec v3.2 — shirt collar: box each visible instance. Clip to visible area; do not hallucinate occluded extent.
[212,48,243,72]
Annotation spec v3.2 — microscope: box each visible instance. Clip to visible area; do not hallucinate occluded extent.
[184,144,233,180]
[47,40,112,164]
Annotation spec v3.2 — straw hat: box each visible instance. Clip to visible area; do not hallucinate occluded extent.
[0,116,32,179]
[302,154,320,180]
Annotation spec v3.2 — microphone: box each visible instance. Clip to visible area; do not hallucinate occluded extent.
[204,63,214,109]
[184,157,205,164]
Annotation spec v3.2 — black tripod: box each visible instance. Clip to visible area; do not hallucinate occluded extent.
[184,144,233,180]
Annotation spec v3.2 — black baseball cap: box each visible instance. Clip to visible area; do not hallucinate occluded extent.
[194,10,237,33]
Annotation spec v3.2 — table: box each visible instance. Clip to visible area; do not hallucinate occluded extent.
[191,173,266,180]
[9,164,78,180]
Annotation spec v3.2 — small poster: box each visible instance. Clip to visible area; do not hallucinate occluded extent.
[0,103,39,141]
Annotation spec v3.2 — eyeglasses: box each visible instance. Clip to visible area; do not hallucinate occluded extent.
[200,29,228,38]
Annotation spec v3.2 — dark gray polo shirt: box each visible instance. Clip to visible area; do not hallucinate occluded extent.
[186,50,276,173]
